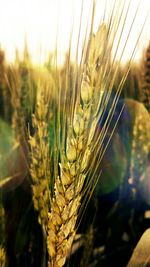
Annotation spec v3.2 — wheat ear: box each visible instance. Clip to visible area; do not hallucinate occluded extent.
[130,101,150,182]
[141,42,150,113]
[47,23,107,267]
[29,92,51,231]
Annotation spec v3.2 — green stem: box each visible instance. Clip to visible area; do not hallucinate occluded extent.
[42,226,47,267]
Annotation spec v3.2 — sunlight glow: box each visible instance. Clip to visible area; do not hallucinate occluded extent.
[0,0,149,64]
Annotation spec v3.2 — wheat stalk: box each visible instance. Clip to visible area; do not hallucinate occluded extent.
[0,246,6,267]
[0,205,5,267]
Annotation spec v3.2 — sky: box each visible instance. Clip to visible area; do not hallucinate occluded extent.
[0,0,149,64]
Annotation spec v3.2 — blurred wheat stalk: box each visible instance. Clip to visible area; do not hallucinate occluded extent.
[0,246,6,267]
[0,206,5,267]
[141,42,150,113]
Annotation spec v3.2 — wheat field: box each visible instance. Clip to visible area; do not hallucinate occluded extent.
[0,1,150,267]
